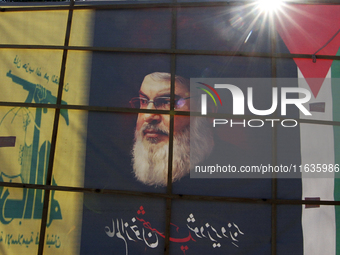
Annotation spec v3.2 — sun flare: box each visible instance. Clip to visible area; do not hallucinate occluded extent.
[257,0,284,13]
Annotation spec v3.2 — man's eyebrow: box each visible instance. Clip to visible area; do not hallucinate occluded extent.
[158,93,171,97]
[138,91,181,98]
[156,93,182,98]
[138,91,149,99]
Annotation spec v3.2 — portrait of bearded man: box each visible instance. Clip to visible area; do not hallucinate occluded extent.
[130,72,214,187]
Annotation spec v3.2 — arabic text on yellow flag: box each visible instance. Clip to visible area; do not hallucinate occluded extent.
[0,9,94,255]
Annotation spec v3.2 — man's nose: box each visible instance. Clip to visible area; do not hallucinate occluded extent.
[145,100,156,110]
[143,102,161,123]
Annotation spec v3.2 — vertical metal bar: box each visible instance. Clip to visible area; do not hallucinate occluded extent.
[270,13,278,255]
[37,1,75,254]
[164,2,177,255]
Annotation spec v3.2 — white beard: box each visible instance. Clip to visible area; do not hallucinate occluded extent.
[132,117,213,187]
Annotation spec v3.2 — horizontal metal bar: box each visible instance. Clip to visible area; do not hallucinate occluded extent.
[1,102,340,127]
[0,181,338,205]
[1,0,340,12]
[0,101,172,115]
[1,45,340,61]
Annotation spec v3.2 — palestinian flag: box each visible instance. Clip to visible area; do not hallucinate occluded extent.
[276,4,340,255]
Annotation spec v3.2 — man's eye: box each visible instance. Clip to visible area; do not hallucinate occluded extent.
[158,98,170,106]
[154,98,170,108]
[140,98,148,106]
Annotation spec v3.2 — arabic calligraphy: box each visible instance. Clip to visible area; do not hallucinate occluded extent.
[13,55,69,92]
[0,180,61,227]
[105,217,165,255]
[46,234,61,248]
[0,72,69,226]
[0,231,61,248]
[105,206,244,255]
[186,213,244,248]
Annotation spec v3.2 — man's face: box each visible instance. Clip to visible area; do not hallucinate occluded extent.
[136,75,190,146]
[132,73,213,187]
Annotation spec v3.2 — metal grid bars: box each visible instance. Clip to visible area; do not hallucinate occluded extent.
[0,1,340,255]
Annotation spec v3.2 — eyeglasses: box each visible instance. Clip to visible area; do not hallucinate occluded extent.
[129,97,190,110]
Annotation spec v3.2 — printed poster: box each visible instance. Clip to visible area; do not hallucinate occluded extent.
[0,2,339,255]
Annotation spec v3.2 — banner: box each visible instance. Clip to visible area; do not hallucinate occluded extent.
[0,8,92,255]
[0,2,339,255]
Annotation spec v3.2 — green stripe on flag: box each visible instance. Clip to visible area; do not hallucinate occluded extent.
[332,47,340,255]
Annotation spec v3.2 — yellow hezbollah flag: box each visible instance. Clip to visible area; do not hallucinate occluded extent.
[0,7,94,255]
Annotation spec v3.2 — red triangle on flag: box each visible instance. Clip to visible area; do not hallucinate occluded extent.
[275,5,340,97]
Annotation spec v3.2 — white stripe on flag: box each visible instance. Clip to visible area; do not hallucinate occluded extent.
[298,68,336,255]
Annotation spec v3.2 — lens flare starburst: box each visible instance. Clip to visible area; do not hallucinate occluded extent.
[257,0,284,13]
